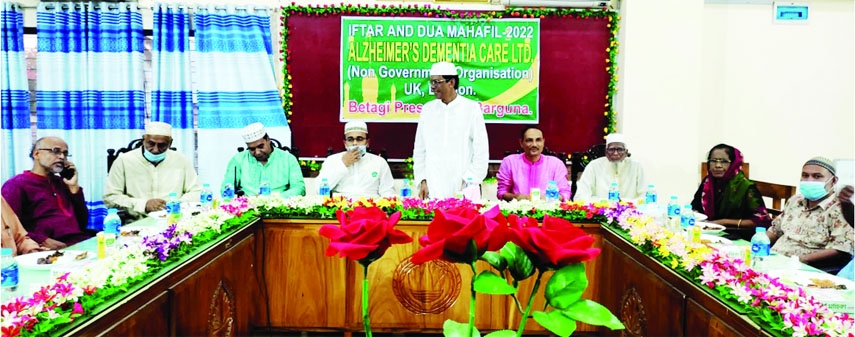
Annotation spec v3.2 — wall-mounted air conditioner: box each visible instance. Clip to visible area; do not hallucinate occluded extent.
[500,0,612,9]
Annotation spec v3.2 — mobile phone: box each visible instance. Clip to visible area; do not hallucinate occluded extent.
[60,167,75,180]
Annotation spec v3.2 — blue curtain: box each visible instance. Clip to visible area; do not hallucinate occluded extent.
[1,3,31,182]
[36,2,145,230]
[152,4,193,164]
[194,5,291,188]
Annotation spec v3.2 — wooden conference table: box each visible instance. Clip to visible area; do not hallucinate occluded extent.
[19,216,799,336]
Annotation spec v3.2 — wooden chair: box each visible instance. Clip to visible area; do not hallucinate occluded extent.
[700,162,750,181]
[570,144,606,200]
[751,180,796,217]
[107,138,176,173]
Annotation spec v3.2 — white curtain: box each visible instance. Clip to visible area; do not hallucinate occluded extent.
[194,5,291,188]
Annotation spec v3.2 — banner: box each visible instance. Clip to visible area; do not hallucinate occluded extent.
[340,17,540,123]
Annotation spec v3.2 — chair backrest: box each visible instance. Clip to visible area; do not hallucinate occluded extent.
[106,138,175,173]
[752,180,796,215]
[237,138,298,158]
[107,139,143,172]
[700,162,750,181]
[570,144,606,200]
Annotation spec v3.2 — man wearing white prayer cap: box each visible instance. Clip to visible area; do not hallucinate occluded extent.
[221,122,305,198]
[413,61,489,199]
[575,132,647,202]
[104,121,201,220]
[316,121,394,198]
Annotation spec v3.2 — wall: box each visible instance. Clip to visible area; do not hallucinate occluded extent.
[619,0,854,202]
[15,0,854,201]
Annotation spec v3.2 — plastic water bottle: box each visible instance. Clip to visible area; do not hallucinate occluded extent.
[401,179,412,198]
[319,178,331,197]
[667,196,682,231]
[545,180,560,202]
[1,248,19,297]
[750,227,771,270]
[200,183,213,211]
[222,183,235,202]
[103,208,122,235]
[607,182,620,203]
[167,192,181,225]
[645,184,658,204]
[680,204,696,228]
[259,178,271,196]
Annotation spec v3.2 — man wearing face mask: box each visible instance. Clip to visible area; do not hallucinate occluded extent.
[104,121,202,220]
[221,122,304,197]
[575,133,647,202]
[317,121,394,199]
[767,157,854,270]
[2,136,92,249]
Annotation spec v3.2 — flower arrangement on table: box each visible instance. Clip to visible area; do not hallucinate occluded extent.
[0,198,256,337]
[604,205,855,337]
[249,195,613,224]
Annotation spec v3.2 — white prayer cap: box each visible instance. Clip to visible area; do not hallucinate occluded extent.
[145,121,172,137]
[430,62,458,76]
[242,122,267,143]
[344,121,368,135]
[606,133,627,147]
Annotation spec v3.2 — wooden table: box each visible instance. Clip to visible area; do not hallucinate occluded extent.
[52,217,777,336]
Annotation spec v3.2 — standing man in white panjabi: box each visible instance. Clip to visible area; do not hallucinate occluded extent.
[316,121,395,199]
[575,133,647,202]
[413,61,489,199]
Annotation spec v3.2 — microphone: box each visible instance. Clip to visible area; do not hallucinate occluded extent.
[234,167,245,197]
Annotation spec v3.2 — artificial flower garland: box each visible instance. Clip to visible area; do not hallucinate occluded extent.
[4,197,852,337]
[279,4,620,134]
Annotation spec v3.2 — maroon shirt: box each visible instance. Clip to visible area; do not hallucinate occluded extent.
[1,171,91,245]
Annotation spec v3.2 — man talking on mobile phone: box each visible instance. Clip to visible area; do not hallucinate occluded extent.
[1,136,92,249]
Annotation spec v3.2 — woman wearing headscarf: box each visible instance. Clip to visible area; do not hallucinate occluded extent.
[691,144,772,238]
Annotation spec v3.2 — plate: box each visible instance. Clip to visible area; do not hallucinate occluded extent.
[147,210,167,219]
[700,234,732,245]
[694,212,708,221]
[780,270,855,290]
[696,221,726,234]
[15,250,93,271]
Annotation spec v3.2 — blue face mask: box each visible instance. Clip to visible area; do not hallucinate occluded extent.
[800,179,831,201]
[143,148,166,163]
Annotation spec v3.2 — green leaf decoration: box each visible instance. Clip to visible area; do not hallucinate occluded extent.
[545,263,588,310]
[473,271,517,295]
[499,242,535,281]
[484,330,516,337]
[443,319,481,337]
[561,300,625,330]
[532,310,577,337]
[481,251,507,271]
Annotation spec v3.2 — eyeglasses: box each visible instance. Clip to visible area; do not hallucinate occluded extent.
[605,147,626,153]
[37,147,71,157]
[429,79,447,86]
[708,159,732,165]
[345,136,367,143]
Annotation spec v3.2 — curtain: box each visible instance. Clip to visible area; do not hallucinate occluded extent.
[151,3,193,164]
[36,2,145,230]
[194,5,290,189]
[1,2,30,182]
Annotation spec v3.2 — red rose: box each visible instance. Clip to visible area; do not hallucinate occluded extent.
[510,215,600,270]
[319,207,412,263]
[411,205,510,264]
